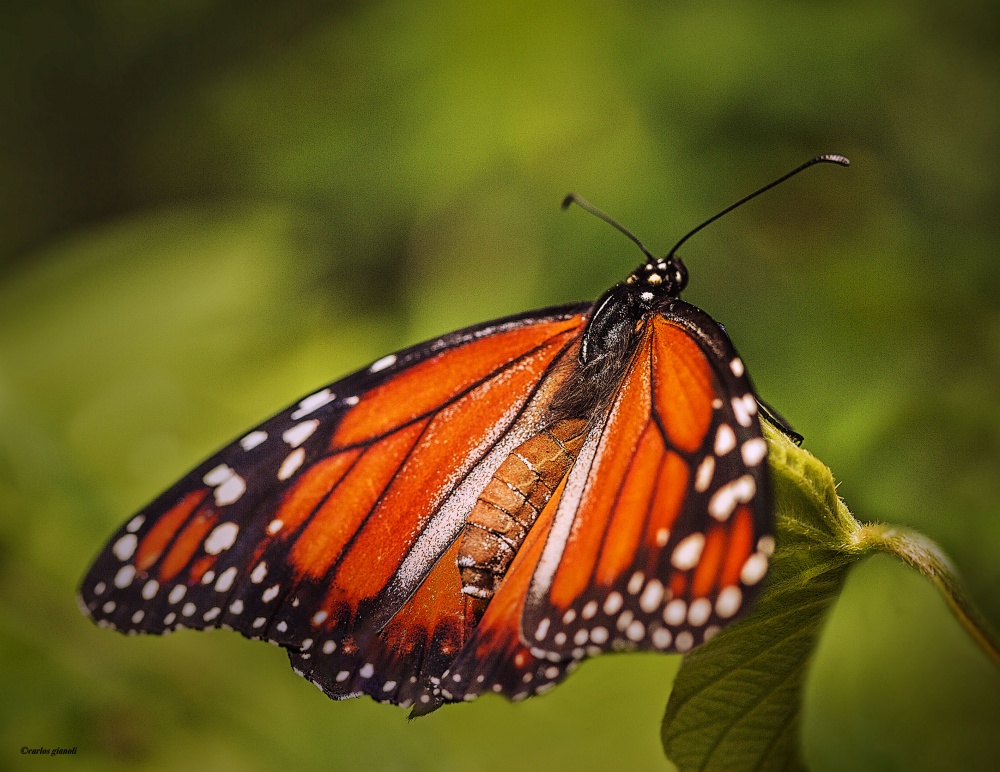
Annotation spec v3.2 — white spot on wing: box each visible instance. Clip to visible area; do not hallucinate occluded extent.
[215,566,237,592]
[262,584,280,603]
[652,628,672,649]
[694,456,715,493]
[688,598,712,626]
[204,522,239,554]
[627,571,645,595]
[370,354,397,373]
[141,580,159,599]
[291,388,335,420]
[112,534,137,561]
[625,620,645,641]
[203,464,234,486]
[283,420,319,448]
[359,663,375,678]
[639,580,664,613]
[240,430,268,451]
[603,592,623,615]
[126,515,145,533]
[581,600,598,619]
[214,474,246,506]
[663,599,687,626]
[534,618,550,641]
[708,475,756,521]
[251,562,268,584]
[730,358,745,377]
[168,585,186,604]
[278,448,305,480]
[671,533,705,570]
[590,626,609,644]
[732,397,752,427]
[715,586,743,618]
[741,438,767,466]
[267,519,284,535]
[675,631,695,652]
[714,424,737,455]
[757,535,776,556]
[741,553,769,585]
[114,564,135,588]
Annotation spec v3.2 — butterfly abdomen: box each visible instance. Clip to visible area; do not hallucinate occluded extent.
[457,419,588,603]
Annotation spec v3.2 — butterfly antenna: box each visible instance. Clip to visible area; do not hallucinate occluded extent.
[562,193,657,263]
[665,154,850,260]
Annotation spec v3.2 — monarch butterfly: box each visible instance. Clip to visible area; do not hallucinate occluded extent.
[79,155,848,714]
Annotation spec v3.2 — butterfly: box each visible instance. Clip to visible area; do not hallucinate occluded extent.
[79,155,848,714]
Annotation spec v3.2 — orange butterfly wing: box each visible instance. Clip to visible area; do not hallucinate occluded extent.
[429,304,773,706]
[79,305,588,709]
[520,306,773,660]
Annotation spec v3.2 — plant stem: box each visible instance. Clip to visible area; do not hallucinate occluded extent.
[854,522,1000,668]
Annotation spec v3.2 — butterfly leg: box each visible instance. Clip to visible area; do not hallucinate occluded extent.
[754,395,803,445]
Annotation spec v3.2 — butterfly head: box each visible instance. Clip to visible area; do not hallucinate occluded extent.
[625,255,689,303]
[577,255,689,368]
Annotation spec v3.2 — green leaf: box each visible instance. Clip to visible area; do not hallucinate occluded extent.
[661,424,1000,771]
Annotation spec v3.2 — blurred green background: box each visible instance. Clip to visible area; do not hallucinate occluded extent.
[1,1,998,770]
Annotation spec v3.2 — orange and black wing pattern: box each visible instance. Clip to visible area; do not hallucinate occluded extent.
[79,304,588,710]
[416,302,774,707]
[522,304,772,660]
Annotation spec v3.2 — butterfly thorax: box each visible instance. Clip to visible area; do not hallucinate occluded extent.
[581,256,688,366]
[547,255,689,424]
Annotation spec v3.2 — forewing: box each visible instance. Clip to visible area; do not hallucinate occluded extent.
[522,307,773,659]
[79,304,588,707]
